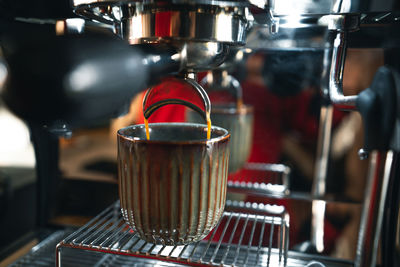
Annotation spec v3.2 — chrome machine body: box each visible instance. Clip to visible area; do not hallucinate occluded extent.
[1,0,400,266]
[70,0,400,266]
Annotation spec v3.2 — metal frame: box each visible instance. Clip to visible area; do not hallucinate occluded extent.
[227,162,291,196]
[56,201,289,267]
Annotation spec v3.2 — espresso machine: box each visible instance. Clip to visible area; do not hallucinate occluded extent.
[0,0,400,266]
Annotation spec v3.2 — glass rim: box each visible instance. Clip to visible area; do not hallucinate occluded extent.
[117,122,230,145]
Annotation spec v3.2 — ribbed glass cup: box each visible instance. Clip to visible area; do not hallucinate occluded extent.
[117,123,230,245]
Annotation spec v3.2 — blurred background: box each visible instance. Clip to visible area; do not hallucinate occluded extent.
[0,0,398,266]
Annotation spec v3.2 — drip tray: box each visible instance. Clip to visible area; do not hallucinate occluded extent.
[56,201,289,267]
[10,201,354,267]
[9,162,354,267]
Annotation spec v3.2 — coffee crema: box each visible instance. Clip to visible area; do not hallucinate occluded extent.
[144,113,212,140]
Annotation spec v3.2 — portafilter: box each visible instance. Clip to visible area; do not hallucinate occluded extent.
[72,0,254,72]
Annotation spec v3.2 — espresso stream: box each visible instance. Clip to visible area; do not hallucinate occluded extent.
[144,113,212,140]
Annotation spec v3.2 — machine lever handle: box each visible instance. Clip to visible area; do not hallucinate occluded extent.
[356,66,397,158]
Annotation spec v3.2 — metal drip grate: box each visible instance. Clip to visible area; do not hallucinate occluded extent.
[227,163,291,196]
[360,12,400,24]
[56,201,289,267]
[9,230,72,267]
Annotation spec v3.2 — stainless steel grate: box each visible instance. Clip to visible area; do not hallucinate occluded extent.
[9,230,71,267]
[56,201,289,267]
[227,163,290,196]
[360,12,400,24]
